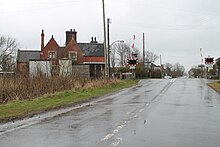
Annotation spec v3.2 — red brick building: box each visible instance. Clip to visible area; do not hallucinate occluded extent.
[17,29,105,77]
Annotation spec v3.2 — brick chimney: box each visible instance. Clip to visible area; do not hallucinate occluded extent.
[41,29,44,51]
[94,37,97,43]
[90,36,98,44]
[66,29,77,46]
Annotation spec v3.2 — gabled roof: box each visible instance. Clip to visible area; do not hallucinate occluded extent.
[17,49,41,62]
[78,43,104,57]
[44,36,60,49]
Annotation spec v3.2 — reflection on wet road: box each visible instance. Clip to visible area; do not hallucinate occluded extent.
[0,78,220,147]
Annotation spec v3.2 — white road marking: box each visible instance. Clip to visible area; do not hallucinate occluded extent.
[103,133,114,141]
[102,123,126,141]
[170,79,176,83]
[139,108,144,113]
[109,138,122,147]
[102,104,148,144]
[126,110,134,115]
[129,114,138,119]
[114,125,125,133]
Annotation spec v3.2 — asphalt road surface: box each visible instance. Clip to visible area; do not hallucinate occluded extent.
[0,78,220,147]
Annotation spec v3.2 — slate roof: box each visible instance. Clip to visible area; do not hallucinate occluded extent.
[17,43,104,63]
[17,49,41,62]
[78,43,104,57]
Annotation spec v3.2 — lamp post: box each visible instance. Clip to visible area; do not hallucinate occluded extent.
[108,40,124,79]
[106,17,124,79]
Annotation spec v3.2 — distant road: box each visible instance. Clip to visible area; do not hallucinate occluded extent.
[0,78,220,147]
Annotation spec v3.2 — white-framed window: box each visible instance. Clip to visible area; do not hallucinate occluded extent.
[69,51,77,61]
[48,51,56,59]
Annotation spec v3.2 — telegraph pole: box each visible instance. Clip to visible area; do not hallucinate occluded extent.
[160,55,163,78]
[107,18,111,79]
[200,48,204,78]
[143,33,145,66]
[102,0,107,78]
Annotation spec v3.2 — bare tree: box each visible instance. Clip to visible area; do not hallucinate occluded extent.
[115,43,130,67]
[172,62,185,77]
[145,50,159,63]
[0,36,18,71]
[110,42,141,68]
[164,62,173,75]
[110,43,117,69]
[189,67,201,78]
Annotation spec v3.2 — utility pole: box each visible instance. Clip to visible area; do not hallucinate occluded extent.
[107,18,111,79]
[102,0,107,78]
[200,48,204,78]
[143,33,145,66]
[160,55,163,78]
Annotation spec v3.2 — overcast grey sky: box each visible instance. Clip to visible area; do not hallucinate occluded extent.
[1,0,220,71]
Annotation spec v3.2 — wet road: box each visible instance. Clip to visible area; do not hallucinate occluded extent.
[0,78,220,147]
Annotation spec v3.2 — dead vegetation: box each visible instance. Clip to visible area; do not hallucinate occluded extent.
[0,75,119,104]
[208,81,220,93]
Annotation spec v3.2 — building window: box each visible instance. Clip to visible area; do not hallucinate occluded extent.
[69,51,77,61]
[48,51,56,59]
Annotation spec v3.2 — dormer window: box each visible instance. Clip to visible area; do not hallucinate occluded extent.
[48,51,56,59]
[69,51,77,61]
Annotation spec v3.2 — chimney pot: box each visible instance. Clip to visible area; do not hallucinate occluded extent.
[66,29,77,45]
[41,29,45,51]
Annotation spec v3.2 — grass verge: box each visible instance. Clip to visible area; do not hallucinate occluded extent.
[208,81,220,93]
[0,80,138,122]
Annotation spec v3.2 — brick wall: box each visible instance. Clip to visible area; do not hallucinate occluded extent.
[65,39,84,64]
[17,62,28,75]
[40,37,60,65]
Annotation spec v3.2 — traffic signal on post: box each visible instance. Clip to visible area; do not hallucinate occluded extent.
[127,53,138,67]
[128,59,137,65]
[205,57,214,64]
[127,58,138,66]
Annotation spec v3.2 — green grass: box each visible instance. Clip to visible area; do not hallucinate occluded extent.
[0,80,138,122]
[208,81,220,93]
